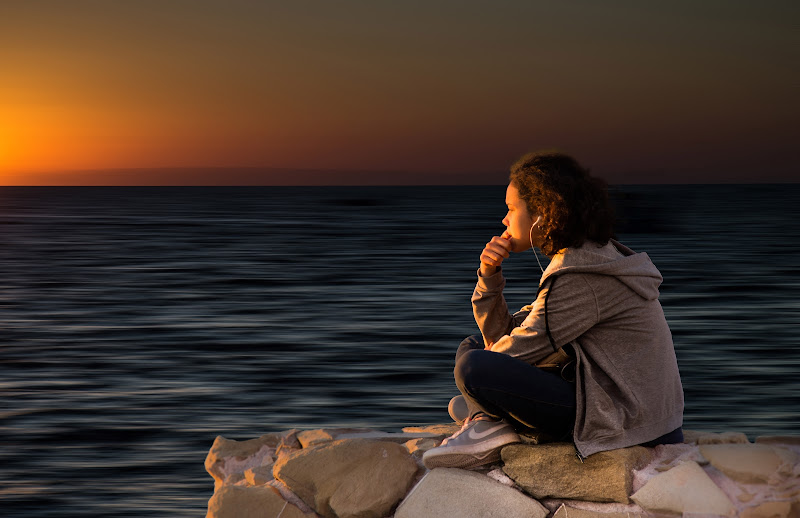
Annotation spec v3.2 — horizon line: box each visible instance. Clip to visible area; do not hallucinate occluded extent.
[2,165,797,186]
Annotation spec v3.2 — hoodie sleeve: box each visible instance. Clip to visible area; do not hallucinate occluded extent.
[485,274,601,364]
[471,268,515,347]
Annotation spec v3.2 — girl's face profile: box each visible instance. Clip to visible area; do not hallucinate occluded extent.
[502,183,542,253]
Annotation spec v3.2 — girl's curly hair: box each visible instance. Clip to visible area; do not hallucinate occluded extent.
[510,151,615,256]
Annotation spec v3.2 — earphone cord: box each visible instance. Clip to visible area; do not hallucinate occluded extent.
[530,224,545,273]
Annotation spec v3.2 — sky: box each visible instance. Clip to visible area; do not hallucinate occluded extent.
[1,0,797,185]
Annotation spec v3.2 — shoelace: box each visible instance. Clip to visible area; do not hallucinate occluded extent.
[441,418,472,446]
[441,416,501,446]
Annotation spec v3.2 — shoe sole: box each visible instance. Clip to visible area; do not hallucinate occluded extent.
[422,435,520,470]
[423,448,502,470]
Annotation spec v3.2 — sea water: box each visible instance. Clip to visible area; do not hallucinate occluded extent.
[1,184,798,517]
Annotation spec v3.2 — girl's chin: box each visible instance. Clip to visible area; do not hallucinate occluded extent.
[509,239,530,253]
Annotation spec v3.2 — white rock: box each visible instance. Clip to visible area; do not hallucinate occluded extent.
[552,504,645,518]
[630,461,736,517]
[696,432,751,445]
[395,468,548,518]
[274,439,419,518]
[740,500,793,518]
[297,428,444,448]
[699,443,790,484]
[296,428,373,448]
[404,437,440,458]
[336,431,443,442]
[206,484,312,518]
[205,434,280,490]
[756,436,800,446]
[244,464,274,486]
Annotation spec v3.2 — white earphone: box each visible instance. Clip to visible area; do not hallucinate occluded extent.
[530,216,545,273]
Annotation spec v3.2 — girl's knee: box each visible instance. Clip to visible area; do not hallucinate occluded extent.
[454,349,493,389]
[455,334,484,363]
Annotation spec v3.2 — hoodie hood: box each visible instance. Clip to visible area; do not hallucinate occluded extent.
[540,239,663,301]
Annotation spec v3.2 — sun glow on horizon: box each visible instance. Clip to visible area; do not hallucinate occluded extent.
[1,2,796,185]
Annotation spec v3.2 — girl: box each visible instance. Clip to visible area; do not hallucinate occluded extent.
[423,152,684,469]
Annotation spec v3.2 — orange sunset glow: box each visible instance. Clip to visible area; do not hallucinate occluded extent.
[1,1,797,185]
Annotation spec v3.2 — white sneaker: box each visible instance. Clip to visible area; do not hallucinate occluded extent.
[422,417,520,470]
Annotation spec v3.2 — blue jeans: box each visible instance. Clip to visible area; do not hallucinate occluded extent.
[454,334,684,445]
[454,335,576,440]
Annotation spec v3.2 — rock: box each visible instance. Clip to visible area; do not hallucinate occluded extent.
[740,500,793,518]
[275,430,302,466]
[699,443,795,484]
[394,467,548,518]
[552,504,644,518]
[681,429,705,444]
[696,431,751,445]
[206,484,313,518]
[404,437,440,458]
[206,434,281,490]
[756,436,800,446]
[297,428,446,448]
[630,461,736,517]
[274,439,419,518]
[780,488,800,500]
[336,431,443,442]
[297,428,373,448]
[244,464,274,486]
[501,442,652,503]
[402,423,460,437]
[485,468,516,487]
[297,429,337,448]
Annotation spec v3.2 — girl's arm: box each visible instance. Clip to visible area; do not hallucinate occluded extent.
[472,231,515,346]
[472,268,515,347]
[490,275,600,364]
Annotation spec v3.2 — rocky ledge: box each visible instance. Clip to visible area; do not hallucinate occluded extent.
[204,425,799,518]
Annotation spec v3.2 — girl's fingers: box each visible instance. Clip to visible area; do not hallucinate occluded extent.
[480,250,504,266]
[480,234,512,267]
[486,242,510,258]
[491,236,512,253]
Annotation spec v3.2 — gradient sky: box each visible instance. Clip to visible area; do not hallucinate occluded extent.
[1,0,797,185]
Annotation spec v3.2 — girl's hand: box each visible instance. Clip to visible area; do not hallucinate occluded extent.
[479,231,512,276]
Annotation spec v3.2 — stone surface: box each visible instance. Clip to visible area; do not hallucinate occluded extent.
[244,464,274,486]
[630,460,736,516]
[404,437,440,458]
[699,443,795,484]
[696,431,751,445]
[681,429,705,444]
[336,431,442,442]
[207,484,312,518]
[401,423,459,437]
[296,428,373,448]
[552,504,645,518]
[206,434,280,490]
[274,439,419,518]
[501,442,652,503]
[394,467,548,518]
[740,500,793,518]
[756,436,800,446]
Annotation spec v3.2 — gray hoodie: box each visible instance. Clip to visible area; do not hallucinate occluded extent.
[472,239,684,457]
